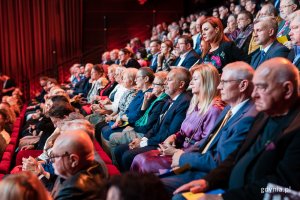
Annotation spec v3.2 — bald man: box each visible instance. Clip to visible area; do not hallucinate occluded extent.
[174,58,300,200]
[51,130,106,200]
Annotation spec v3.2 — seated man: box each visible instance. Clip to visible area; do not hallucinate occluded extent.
[51,130,106,199]
[172,35,199,69]
[162,62,258,195]
[250,16,290,69]
[114,67,192,171]
[174,58,300,200]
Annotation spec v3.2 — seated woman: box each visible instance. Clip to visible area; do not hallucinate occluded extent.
[108,71,169,164]
[224,14,240,41]
[119,48,141,69]
[130,64,224,174]
[95,68,138,143]
[86,66,126,124]
[199,17,248,73]
[156,40,175,72]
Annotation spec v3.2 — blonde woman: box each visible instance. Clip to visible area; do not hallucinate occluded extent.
[131,64,225,173]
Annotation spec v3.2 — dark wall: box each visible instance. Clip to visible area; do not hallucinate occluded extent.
[82,0,185,63]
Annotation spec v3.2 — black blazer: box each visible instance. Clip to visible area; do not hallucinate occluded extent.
[250,41,290,69]
[204,98,300,200]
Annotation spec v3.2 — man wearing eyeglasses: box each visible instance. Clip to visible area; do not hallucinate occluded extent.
[51,130,106,200]
[277,0,299,48]
[163,62,258,198]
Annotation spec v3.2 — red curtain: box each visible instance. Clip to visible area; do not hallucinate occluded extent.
[0,0,82,99]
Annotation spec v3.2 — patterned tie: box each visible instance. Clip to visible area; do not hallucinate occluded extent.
[202,110,232,154]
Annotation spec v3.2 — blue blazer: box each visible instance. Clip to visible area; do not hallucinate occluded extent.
[146,91,191,146]
[250,41,290,69]
[173,49,199,69]
[179,100,258,173]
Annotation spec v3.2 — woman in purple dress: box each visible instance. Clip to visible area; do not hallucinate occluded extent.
[130,64,225,173]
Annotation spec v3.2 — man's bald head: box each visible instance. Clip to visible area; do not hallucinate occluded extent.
[252,58,299,115]
[54,130,94,161]
[257,58,299,92]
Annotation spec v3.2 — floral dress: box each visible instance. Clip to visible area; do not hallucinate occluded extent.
[201,41,249,73]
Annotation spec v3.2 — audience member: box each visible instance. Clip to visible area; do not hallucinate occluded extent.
[173,35,199,69]
[0,171,52,200]
[250,16,290,69]
[50,130,106,199]
[106,172,169,200]
[149,40,161,72]
[87,64,108,103]
[199,17,248,73]
[288,12,300,69]
[235,10,254,54]
[157,40,175,72]
[119,48,141,69]
[0,73,16,96]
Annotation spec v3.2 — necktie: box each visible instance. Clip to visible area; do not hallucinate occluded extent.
[159,99,173,123]
[202,110,232,154]
[258,50,266,65]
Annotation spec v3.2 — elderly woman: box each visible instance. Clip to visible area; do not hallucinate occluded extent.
[96,68,138,145]
[130,64,225,173]
[199,17,248,73]
[224,14,240,41]
[156,40,175,72]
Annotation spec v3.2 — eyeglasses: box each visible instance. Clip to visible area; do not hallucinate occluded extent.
[279,4,294,10]
[219,79,242,85]
[152,83,165,87]
[47,152,70,163]
[135,75,145,80]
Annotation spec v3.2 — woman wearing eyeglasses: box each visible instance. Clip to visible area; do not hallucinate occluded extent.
[130,64,224,174]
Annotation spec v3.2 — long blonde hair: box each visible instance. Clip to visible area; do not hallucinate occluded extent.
[188,64,220,115]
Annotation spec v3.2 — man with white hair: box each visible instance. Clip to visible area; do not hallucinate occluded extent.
[288,12,300,69]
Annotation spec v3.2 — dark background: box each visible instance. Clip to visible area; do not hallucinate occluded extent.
[0,0,223,99]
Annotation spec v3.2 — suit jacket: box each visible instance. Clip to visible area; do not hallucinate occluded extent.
[150,53,159,72]
[51,161,106,200]
[73,77,92,97]
[173,49,199,69]
[250,41,290,69]
[288,49,300,70]
[179,100,258,173]
[146,91,191,146]
[204,98,300,200]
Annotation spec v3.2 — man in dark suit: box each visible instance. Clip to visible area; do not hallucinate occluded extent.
[114,68,192,171]
[149,39,161,72]
[288,14,300,70]
[173,35,199,69]
[163,62,258,195]
[174,58,300,200]
[250,16,290,69]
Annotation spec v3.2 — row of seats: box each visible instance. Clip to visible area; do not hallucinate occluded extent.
[0,103,119,179]
[0,104,27,179]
